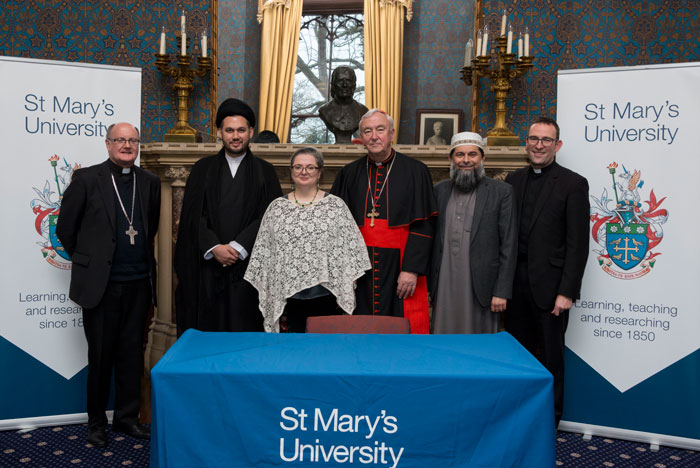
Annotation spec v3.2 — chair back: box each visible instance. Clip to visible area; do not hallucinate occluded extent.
[305,315,411,334]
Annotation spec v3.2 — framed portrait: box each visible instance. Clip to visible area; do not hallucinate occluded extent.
[416,109,464,146]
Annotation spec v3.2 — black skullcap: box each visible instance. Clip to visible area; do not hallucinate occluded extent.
[216,98,256,129]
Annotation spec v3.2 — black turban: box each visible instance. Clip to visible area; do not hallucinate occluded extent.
[216,98,256,129]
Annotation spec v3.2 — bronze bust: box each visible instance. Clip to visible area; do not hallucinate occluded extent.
[318,66,369,143]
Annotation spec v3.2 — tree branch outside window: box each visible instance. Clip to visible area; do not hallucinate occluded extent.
[290,13,364,143]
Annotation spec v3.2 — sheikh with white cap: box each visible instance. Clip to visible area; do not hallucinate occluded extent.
[450,131,485,152]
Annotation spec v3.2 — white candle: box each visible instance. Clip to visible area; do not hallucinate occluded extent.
[180,10,187,55]
[476,29,483,58]
[524,27,530,57]
[464,39,473,66]
[201,30,208,58]
[159,27,166,55]
[506,24,513,54]
[500,10,507,36]
[518,33,523,58]
[482,25,489,56]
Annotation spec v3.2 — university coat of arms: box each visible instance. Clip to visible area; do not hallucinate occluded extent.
[590,162,669,280]
[31,155,80,270]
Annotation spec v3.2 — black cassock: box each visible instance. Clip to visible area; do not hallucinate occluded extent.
[331,151,437,333]
[174,149,282,335]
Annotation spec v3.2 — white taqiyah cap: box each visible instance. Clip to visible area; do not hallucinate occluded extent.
[450,131,485,151]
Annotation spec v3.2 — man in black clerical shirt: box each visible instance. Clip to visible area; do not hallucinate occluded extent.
[504,116,589,427]
[175,98,282,334]
[57,122,160,448]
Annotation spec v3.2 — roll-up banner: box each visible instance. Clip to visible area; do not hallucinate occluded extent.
[0,56,141,429]
[557,62,700,450]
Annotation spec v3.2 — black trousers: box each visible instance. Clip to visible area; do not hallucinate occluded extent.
[82,278,150,430]
[504,260,569,427]
[284,295,341,333]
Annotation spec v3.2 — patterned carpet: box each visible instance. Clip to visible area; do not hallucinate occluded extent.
[0,425,698,467]
[0,424,149,467]
[554,432,699,467]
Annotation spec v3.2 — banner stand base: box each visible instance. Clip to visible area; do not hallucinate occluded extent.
[559,420,700,452]
[0,411,113,432]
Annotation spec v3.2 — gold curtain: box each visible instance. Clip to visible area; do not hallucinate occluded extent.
[364,0,412,141]
[258,0,303,142]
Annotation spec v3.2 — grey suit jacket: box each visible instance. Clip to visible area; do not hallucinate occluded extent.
[429,177,517,309]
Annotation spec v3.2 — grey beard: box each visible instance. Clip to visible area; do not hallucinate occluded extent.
[451,162,485,192]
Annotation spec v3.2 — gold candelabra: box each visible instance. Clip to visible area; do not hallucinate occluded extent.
[155,35,211,142]
[461,35,534,146]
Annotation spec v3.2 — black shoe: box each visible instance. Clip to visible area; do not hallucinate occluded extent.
[112,422,150,440]
[87,427,108,448]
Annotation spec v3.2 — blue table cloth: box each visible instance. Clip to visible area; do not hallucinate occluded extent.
[151,331,554,467]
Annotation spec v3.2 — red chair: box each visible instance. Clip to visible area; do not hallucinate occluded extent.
[305,315,411,334]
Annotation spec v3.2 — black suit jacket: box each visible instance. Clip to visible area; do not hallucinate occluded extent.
[505,161,589,310]
[56,161,161,309]
[430,177,517,308]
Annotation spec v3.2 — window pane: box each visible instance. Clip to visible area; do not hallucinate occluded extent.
[290,14,364,144]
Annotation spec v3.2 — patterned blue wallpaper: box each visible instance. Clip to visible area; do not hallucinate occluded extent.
[4,1,696,144]
[399,0,476,144]
[0,0,213,143]
[217,0,261,115]
[477,0,700,141]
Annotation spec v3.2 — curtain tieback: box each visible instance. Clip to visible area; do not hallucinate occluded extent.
[378,0,413,21]
[257,0,292,24]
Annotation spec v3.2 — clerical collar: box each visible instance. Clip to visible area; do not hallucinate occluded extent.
[530,161,554,175]
[372,149,395,167]
[107,159,133,175]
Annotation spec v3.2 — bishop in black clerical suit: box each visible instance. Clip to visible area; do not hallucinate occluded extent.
[174,99,282,335]
[56,122,160,448]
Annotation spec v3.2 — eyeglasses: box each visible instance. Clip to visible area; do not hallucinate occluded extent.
[526,136,557,146]
[291,165,319,174]
[108,138,141,145]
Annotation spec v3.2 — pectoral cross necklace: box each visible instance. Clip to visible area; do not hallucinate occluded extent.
[111,173,138,245]
[365,155,395,228]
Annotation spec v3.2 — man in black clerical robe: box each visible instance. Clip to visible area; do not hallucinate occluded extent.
[174,99,282,335]
[331,109,437,333]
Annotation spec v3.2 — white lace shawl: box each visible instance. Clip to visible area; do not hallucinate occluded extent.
[244,194,371,332]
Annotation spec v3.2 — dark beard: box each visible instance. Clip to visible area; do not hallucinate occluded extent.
[451,162,485,192]
[223,140,248,156]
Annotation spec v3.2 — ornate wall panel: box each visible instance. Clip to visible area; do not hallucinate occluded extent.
[400,0,475,143]
[477,0,700,141]
[217,0,261,116]
[0,0,213,142]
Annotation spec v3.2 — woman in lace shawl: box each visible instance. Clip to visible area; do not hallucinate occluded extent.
[245,147,371,332]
